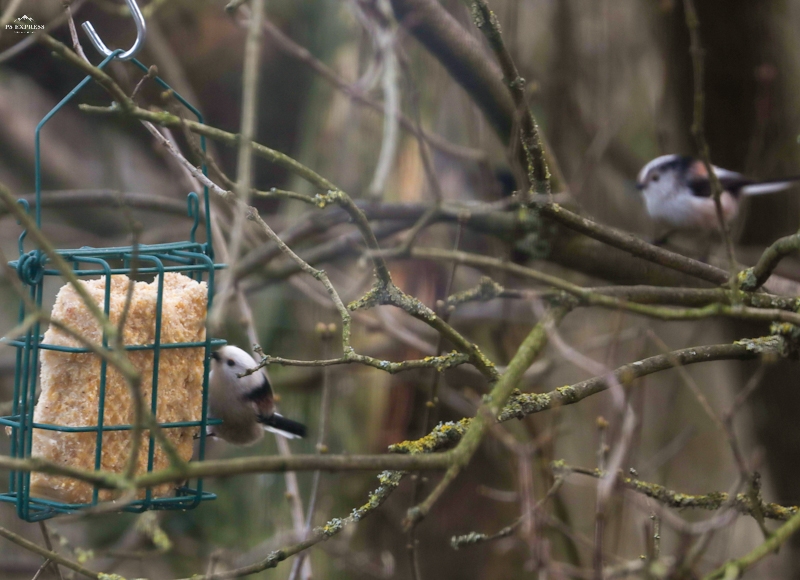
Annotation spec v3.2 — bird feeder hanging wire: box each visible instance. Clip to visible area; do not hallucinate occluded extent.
[0,6,225,522]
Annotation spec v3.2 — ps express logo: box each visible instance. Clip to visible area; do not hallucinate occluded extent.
[5,15,45,33]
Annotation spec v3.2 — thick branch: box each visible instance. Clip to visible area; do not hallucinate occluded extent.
[499,338,783,422]
[0,527,100,579]
[256,351,469,374]
[703,507,800,579]
[444,276,796,311]
[556,462,798,521]
[134,453,449,488]
[0,453,450,490]
[741,232,800,291]
[389,0,514,145]
[392,338,785,457]
[532,201,729,285]
[471,0,549,193]
[239,200,798,292]
[405,247,800,326]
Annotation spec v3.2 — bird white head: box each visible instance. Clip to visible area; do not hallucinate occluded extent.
[636,154,685,189]
[209,345,262,395]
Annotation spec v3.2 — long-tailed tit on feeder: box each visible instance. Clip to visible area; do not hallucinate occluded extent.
[209,345,307,445]
[637,154,800,231]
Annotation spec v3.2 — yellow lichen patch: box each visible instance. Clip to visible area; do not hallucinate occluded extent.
[389,418,471,454]
[555,385,577,402]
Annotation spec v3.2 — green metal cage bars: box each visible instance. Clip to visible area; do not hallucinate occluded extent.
[0,52,225,522]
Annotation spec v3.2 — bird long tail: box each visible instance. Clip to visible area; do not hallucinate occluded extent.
[742,177,800,196]
[258,413,308,439]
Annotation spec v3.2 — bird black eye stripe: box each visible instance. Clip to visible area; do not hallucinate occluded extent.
[226,359,235,367]
[651,174,660,182]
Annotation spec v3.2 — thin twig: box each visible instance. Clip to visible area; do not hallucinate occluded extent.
[38,522,64,580]
[471,0,550,195]
[257,15,486,162]
[682,0,737,275]
[451,475,565,550]
[170,471,406,580]
[211,0,265,333]
[287,325,336,580]
[358,3,401,198]
[63,0,89,63]
[0,526,100,580]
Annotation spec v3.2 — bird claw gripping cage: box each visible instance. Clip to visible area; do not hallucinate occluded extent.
[0,6,224,522]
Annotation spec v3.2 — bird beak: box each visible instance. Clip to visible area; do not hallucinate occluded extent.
[210,351,220,361]
[635,182,644,190]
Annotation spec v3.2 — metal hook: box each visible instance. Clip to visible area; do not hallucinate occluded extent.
[81,0,147,61]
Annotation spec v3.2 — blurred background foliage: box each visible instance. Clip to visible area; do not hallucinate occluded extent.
[1,0,800,578]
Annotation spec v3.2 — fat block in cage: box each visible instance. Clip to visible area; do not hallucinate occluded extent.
[30,273,208,503]
[2,49,221,521]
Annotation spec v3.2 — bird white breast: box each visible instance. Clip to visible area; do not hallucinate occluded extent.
[208,369,264,445]
[643,177,738,230]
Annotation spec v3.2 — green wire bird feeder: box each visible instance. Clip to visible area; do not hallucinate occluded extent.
[0,0,225,521]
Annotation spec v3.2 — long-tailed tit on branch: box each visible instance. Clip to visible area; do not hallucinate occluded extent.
[209,345,307,444]
[637,154,800,230]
